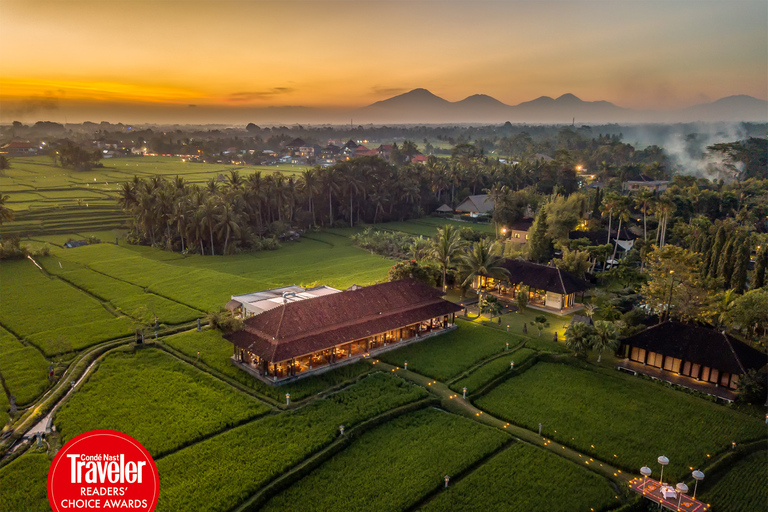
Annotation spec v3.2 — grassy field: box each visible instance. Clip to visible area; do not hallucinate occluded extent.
[421,442,619,512]
[0,327,50,406]
[163,329,372,402]
[451,348,537,393]
[475,362,766,482]
[55,347,270,457]
[0,450,51,512]
[703,451,767,512]
[156,372,428,512]
[378,320,519,381]
[261,408,509,512]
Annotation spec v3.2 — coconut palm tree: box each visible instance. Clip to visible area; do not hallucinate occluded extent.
[459,239,509,291]
[480,294,504,320]
[299,167,320,227]
[565,321,594,357]
[0,194,14,225]
[634,188,655,242]
[600,192,620,245]
[609,196,631,266]
[320,166,340,226]
[431,225,465,291]
[591,320,621,363]
[199,197,219,255]
[216,202,242,255]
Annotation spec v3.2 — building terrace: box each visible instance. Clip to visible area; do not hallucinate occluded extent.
[224,279,463,384]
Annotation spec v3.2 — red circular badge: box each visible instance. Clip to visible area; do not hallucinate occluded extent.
[48,430,159,512]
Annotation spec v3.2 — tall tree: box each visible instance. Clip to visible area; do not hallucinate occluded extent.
[527,207,551,263]
[609,196,631,265]
[633,188,655,242]
[459,239,510,290]
[565,321,594,358]
[708,224,728,279]
[591,320,621,363]
[0,194,14,225]
[431,225,465,291]
[753,245,767,289]
[731,239,751,293]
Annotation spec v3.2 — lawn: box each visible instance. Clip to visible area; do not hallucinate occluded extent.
[451,347,536,393]
[421,442,619,512]
[475,362,767,482]
[163,329,372,402]
[703,451,767,512]
[0,327,50,406]
[55,347,270,457]
[261,408,509,512]
[378,320,517,381]
[0,450,51,512]
[156,372,428,512]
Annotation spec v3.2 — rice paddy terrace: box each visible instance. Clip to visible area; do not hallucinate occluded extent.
[0,156,307,237]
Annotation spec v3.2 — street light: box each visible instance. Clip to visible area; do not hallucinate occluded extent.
[640,466,652,493]
[658,456,669,485]
[692,470,705,499]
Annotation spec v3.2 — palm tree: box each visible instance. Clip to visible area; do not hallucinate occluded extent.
[299,168,320,227]
[344,169,365,228]
[0,194,14,225]
[600,192,620,245]
[216,202,242,255]
[199,197,219,256]
[408,236,432,261]
[591,320,621,363]
[711,288,737,328]
[431,225,465,291]
[609,196,631,266]
[633,189,655,242]
[565,321,594,357]
[480,295,504,320]
[320,166,339,226]
[655,196,675,247]
[459,239,510,291]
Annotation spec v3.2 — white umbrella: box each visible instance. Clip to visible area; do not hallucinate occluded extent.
[657,456,669,485]
[676,482,689,509]
[640,466,652,492]
[692,470,705,498]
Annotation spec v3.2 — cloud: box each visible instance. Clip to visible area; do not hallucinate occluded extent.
[226,88,295,102]
[372,86,408,97]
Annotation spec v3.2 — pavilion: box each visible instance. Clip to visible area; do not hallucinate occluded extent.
[618,322,767,399]
[224,279,463,384]
[475,259,591,314]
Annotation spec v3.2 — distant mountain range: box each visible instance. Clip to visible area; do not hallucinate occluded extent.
[354,88,767,124]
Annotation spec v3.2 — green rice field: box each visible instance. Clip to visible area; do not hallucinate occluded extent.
[475,362,766,482]
[261,408,509,512]
[55,347,270,457]
[0,450,52,512]
[703,451,767,512]
[421,442,618,512]
[0,327,50,406]
[451,347,536,393]
[378,320,516,381]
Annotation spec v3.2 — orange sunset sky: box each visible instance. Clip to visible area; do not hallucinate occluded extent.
[1,0,766,124]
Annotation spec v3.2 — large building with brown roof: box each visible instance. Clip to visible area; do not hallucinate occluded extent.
[224,279,463,384]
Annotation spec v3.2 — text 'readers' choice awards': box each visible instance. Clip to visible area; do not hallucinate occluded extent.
[47,430,159,511]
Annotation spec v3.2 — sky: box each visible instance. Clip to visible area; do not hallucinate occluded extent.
[1,0,766,124]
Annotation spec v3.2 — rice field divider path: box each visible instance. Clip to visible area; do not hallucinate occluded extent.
[445,338,528,387]
[373,360,632,486]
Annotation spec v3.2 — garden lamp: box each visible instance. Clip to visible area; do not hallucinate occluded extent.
[657,456,669,485]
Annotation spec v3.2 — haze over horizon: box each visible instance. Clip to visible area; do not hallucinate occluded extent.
[1,0,766,124]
